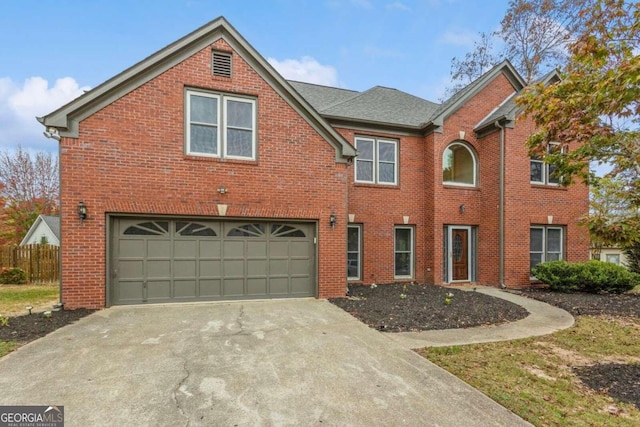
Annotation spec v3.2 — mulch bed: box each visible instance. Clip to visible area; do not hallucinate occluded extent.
[0,309,95,344]
[517,288,640,317]
[329,283,529,332]
[573,363,640,410]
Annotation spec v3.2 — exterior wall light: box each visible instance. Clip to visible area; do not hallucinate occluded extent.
[329,213,336,228]
[78,201,87,221]
[218,186,227,194]
[459,204,465,214]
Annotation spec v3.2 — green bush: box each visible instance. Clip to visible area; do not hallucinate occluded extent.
[0,267,27,285]
[533,260,640,294]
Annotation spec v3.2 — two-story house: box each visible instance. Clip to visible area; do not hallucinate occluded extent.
[39,17,589,309]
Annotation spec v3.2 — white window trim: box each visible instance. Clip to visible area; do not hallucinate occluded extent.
[186,89,256,160]
[347,225,362,280]
[354,137,398,185]
[530,226,564,273]
[394,226,414,279]
[530,142,563,186]
[442,142,477,187]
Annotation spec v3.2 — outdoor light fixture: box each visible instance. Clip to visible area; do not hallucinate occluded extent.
[329,213,336,228]
[78,201,87,221]
[459,204,465,214]
[217,185,227,194]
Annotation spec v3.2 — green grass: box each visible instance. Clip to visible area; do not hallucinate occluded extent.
[0,341,17,358]
[418,316,640,426]
[0,284,59,316]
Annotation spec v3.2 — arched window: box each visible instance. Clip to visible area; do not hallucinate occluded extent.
[442,142,477,186]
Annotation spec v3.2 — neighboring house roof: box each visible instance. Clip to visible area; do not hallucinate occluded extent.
[37,17,356,162]
[20,215,60,246]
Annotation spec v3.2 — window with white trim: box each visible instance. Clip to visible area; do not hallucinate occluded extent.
[442,142,477,186]
[530,226,564,272]
[530,142,563,185]
[605,254,621,265]
[347,225,362,280]
[186,89,256,160]
[354,137,398,185]
[394,226,414,278]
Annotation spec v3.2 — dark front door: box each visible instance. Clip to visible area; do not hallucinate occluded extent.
[451,228,469,281]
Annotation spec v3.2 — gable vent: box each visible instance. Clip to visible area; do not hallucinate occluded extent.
[212,51,232,78]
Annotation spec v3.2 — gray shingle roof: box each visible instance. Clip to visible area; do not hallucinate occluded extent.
[289,81,440,128]
[41,215,61,240]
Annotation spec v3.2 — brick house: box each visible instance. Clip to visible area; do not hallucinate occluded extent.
[38,17,589,309]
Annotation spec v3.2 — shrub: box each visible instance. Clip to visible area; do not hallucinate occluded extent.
[0,267,27,285]
[533,260,640,293]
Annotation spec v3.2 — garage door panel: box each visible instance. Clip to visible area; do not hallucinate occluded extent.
[119,260,144,279]
[119,239,145,257]
[147,260,171,278]
[148,240,171,258]
[290,258,310,275]
[200,260,221,276]
[200,240,221,258]
[174,280,197,298]
[223,279,245,296]
[199,279,222,297]
[147,280,171,300]
[112,218,315,305]
[269,278,289,295]
[247,278,267,296]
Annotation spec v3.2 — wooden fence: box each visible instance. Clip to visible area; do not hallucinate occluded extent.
[0,244,60,283]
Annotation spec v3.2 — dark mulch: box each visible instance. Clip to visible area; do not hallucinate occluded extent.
[573,364,640,409]
[518,288,640,317]
[0,309,95,343]
[329,283,529,332]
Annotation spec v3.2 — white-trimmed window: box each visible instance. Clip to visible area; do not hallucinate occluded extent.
[394,226,414,278]
[347,225,362,280]
[186,89,256,160]
[354,137,398,185]
[443,142,477,186]
[530,226,564,272]
[605,254,621,265]
[531,142,563,185]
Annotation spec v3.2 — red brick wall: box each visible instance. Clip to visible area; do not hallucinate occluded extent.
[59,38,349,308]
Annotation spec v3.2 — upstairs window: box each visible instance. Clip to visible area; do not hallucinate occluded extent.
[186,89,256,160]
[443,142,477,186]
[531,142,563,185]
[354,137,398,185]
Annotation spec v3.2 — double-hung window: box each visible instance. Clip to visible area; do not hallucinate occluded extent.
[394,226,414,278]
[530,142,563,185]
[354,137,397,185]
[530,226,564,272]
[186,89,256,160]
[347,225,362,280]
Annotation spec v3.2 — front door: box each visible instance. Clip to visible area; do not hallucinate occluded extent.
[448,226,471,282]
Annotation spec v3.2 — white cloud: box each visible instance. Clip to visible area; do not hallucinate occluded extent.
[386,1,410,11]
[268,56,339,86]
[437,28,478,48]
[0,77,89,151]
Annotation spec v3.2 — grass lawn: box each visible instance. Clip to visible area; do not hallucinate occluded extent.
[0,283,60,357]
[418,316,640,426]
[0,283,60,317]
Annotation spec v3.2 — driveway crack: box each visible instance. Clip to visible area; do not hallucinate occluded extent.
[172,350,191,427]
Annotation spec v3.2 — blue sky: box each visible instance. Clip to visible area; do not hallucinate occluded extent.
[0,0,511,152]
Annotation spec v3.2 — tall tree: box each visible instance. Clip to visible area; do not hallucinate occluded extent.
[446,0,593,94]
[518,0,640,246]
[0,147,59,245]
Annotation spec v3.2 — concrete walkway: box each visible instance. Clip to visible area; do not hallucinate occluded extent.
[386,287,575,349]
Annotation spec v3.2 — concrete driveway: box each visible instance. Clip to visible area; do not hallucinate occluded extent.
[0,299,531,426]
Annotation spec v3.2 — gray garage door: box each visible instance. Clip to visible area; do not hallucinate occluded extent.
[110,218,316,305]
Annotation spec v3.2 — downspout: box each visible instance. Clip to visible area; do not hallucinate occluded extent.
[494,120,506,288]
[40,124,64,305]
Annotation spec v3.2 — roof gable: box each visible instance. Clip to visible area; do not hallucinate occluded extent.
[430,60,525,130]
[38,17,356,161]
